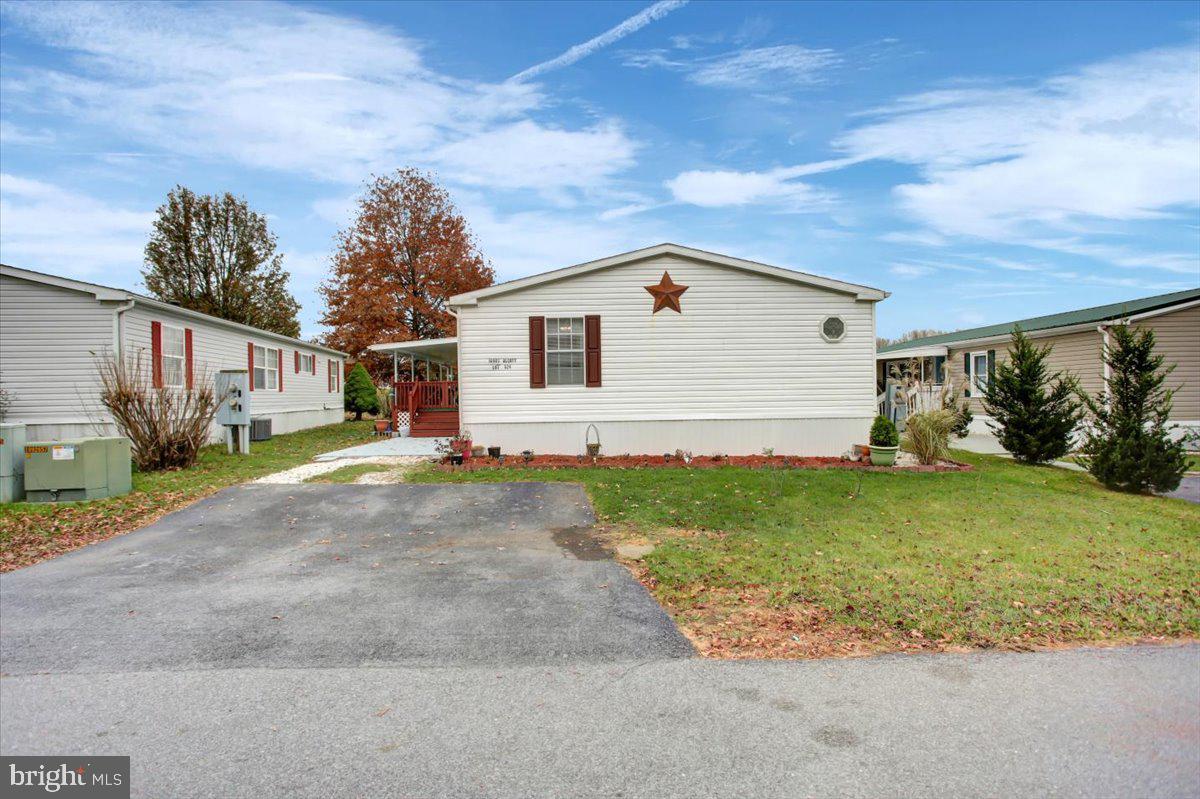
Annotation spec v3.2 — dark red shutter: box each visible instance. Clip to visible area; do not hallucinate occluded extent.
[963,352,971,397]
[294,350,300,373]
[278,348,284,392]
[248,342,255,391]
[312,355,317,375]
[529,316,546,388]
[184,328,193,390]
[151,321,163,388]
[584,315,601,388]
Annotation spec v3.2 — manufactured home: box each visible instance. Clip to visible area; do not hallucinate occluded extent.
[0,264,346,442]
[876,288,1200,435]
[371,243,888,456]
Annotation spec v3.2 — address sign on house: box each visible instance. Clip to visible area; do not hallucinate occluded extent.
[487,357,518,372]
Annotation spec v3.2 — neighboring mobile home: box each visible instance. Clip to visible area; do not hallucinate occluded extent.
[371,243,889,456]
[876,288,1200,434]
[0,264,346,442]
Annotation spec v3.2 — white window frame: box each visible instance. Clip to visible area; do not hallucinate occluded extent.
[819,315,846,343]
[544,316,585,387]
[969,350,990,394]
[254,345,279,391]
[299,352,314,374]
[161,324,186,388]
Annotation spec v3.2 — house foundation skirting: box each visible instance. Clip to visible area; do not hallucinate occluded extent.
[461,417,872,457]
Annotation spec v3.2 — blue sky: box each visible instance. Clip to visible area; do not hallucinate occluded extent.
[1,0,1197,339]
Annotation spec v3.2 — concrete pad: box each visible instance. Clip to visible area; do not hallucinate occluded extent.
[0,483,693,673]
[313,436,447,460]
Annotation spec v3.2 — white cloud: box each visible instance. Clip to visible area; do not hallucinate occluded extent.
[0,174,153,279]
[510,0,688,82]
[888,263,932,279]
[1,1,637,193]
[665,167,833,210]
[622,43,839,90]
[689,45,839,89]
[662,157,857,211]
[431,120,637,192]
[834,44,1200,270]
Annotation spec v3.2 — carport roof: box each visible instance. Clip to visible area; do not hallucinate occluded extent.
[367,337,458,365]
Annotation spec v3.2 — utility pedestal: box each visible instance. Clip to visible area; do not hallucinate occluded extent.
[215,370,251,455]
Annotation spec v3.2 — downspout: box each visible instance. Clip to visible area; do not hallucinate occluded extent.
[112,300,136,359]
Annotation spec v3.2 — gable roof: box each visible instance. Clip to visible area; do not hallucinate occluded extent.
[1,263,346,357]
[448,243,889,306]
[878,287,1200,355]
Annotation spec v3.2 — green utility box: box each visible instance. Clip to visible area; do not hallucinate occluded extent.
[23,437,132,502]
[0,423,26,503]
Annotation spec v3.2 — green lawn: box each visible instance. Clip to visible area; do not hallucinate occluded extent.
[411,450,1200,657]
[0,421,373,571]
[304,462,395,484]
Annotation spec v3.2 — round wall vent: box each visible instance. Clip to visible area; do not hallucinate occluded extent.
[821,316,846,342]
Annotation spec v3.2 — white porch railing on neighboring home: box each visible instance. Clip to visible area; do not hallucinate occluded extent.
[878,382,946,429]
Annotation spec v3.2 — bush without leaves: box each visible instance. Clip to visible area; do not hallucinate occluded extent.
[902,409,957,465]
[96,352,218,471]
[1077,325,1187,493]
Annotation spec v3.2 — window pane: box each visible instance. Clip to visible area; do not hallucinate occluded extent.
[162,327,185,358]
[547,352,583,385]
[254,346,266,368]
[163,356,183,387]
[254,367,266,387]
[266,369,277,390]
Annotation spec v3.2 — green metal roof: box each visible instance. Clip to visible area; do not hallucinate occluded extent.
[878,287,1200,354]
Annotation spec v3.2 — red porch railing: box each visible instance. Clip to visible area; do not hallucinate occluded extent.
[392,380,459,432]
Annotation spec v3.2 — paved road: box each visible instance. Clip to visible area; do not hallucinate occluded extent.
[3,647,1196,798]
[2,483,1197,797]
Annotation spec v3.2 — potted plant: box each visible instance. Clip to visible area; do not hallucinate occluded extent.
[445,431,472,460]
[869,415,900,466]
[487,445,501,459]
[374,419,390,436]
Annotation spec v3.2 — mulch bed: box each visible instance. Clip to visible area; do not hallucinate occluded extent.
[437,453,972,472]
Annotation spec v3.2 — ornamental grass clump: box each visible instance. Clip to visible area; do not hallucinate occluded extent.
[96,351,218,471]
[902,409,957,465]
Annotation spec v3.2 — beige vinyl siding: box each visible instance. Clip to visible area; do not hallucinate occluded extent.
[0,274,115,426]
[1140,304,1199,421]
[457,253,877,427]
[949,328,1104,414]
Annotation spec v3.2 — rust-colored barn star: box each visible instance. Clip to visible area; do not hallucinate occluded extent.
[644,271,689,314]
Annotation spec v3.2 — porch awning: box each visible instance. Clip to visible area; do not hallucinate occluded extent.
[876,344,948,361]
[367,337,458,365]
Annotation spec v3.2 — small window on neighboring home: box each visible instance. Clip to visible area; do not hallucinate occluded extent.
[299,353,314,374]
[254,345,279,390]
[821,316,846,342]
[161,325,186,388]
[545,317,584,386]
[970,351,990,394]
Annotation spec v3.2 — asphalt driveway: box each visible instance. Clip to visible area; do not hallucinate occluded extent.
[0,483,692,674]
[3,483,1197,797]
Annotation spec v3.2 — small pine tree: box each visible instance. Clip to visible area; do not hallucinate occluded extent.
[344,363,380,421]
[870,415,899,447]
[982,326,1081,464]
[1078,325,1187,493]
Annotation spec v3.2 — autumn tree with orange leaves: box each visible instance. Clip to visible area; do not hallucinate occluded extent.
[320,169,494,382]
